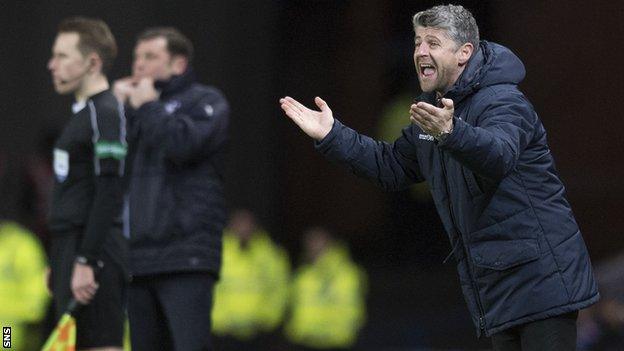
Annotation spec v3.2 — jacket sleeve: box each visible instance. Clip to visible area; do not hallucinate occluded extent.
[128,90,229,164]
[78,176,124,261]
[315,119,425,191]
[78,100,126,261]
[438,89,536,182]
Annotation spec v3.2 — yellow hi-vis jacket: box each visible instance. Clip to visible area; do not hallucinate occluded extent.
[285,244,367,349]
[0,222,49,351]
[212,230,290,339]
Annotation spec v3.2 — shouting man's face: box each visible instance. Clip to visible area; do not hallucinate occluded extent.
[414,26,472,94]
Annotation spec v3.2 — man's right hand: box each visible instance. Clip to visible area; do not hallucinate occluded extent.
[112,77,135,104]
[279,96,334,141]
[71,262,99,305]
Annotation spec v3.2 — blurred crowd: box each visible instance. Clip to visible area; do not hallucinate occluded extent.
[0,155,367,350]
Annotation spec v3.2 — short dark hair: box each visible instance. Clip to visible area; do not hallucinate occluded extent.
[413,4,480,48]
[137,27,194,62]
[58,17,117,74]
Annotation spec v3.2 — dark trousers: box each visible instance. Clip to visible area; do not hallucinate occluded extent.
[491,312,578,350]
[127,272,216,351]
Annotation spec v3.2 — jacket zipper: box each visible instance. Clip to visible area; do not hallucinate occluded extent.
[439,149,487,336]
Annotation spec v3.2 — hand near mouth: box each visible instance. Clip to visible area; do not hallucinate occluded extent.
[409,98,454,139]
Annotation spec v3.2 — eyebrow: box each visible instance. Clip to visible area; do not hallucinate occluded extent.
[415,34,442,40]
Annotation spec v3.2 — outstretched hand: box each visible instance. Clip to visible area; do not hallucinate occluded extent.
[279,96,334,141]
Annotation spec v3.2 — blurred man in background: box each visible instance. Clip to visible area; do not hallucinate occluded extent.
[47,17,127,351]
[285,227,367,350]
[577,253,624,350]
[212,209,290,350]
[0,221,49,351]
[114,27,229,351]
[280,4,598,350]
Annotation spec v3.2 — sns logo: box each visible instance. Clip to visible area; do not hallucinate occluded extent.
[3,326,10,348]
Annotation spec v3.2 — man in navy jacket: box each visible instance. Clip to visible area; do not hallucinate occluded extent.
[280,4,598,350]
[114,27,229,351]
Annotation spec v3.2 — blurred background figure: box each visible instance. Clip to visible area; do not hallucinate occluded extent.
[117,27,230,351]
[212,209,290,350]
[22,129,58,249]
[285,227,367,351]
[577,252,624,350]
[0,221,50,351]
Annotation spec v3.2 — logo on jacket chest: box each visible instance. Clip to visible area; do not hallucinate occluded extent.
[164,100,182,114]
[419,134,435,142]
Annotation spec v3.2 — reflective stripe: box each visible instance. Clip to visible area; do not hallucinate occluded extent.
[122,195,130,239]
[87,100,101,175]
[116,100,127,176]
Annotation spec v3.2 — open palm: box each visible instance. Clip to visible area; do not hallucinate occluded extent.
[280,96,334,141]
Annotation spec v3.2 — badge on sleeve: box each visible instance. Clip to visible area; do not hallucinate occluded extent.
[53,148,70,182]
[203,104,214,117]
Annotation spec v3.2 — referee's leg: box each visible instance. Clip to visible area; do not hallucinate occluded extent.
[74,256,125,350]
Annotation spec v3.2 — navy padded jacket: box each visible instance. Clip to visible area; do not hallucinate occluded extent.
[315,41,598,336]
[125,69,229,276]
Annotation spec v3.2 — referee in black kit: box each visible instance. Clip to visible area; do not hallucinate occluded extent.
[47,17,127,350]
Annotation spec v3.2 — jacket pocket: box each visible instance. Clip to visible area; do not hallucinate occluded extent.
[469,208,541,271]
[471,238,539,271]
[462,166,484,197]
[130,178,176,242]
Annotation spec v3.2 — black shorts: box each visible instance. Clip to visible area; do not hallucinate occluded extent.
[49,234,125,349]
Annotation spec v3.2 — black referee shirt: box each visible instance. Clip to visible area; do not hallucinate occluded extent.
[49,89,127,261]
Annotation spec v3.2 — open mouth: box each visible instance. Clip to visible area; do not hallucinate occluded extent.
[419,63,436,78]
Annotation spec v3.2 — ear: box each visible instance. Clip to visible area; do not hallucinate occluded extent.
[457,43,474,66]
[87,52,103,73]
[170,55,189,75]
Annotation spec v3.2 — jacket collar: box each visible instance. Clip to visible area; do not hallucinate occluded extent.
[154,68,196,99]
[444,43,488,105]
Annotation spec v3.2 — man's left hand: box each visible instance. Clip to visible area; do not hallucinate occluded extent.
[410,98,454,137]
[129,77,160,109]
